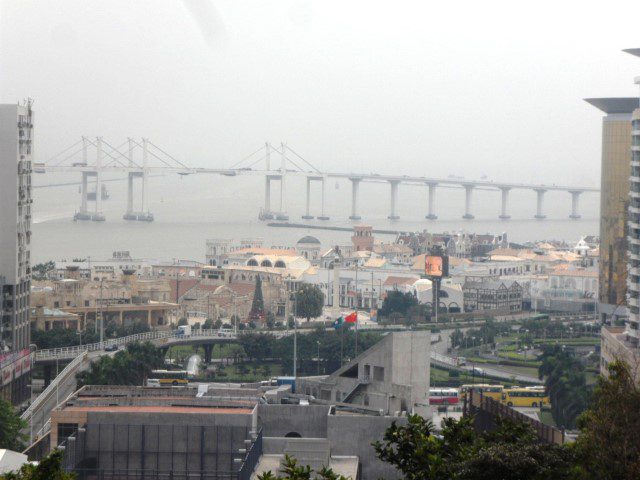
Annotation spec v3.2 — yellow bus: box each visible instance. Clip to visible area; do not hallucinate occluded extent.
[501,387,549,407]
[148,370,189,387]
[460,384,504,401]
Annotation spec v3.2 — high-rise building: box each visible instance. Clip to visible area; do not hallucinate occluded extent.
[625,49,640,347]
[585,98,638,323]
[0,102,34,403]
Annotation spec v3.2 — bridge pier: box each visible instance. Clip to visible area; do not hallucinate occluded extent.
[318,177,329,220]
[499,187,511,220]
[426,182,437,220]
[122,138,154,222]
[43,364,52,388]
[349,178,362,220]
[388,180,400,220]
[92,137,105,222]
[462,184,474,219]
[534,189,546,219]
[203,344,213,364]
[302,177,314,219]
[276,143,289,221]
[569,190,582,219]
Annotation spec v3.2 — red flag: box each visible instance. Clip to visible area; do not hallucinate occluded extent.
[345,311,358,323]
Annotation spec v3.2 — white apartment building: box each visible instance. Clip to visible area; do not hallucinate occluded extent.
[0,103,33,353]
[0,102,34,404]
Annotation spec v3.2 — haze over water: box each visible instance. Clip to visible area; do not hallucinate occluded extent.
[31,173,598,263]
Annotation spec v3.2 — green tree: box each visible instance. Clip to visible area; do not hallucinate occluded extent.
[0,449,75,480]
[76,341,165,387]
[373,414,574,480]
[573,360,640,480]
[379,290,418,318]
[538,345,588,428]
[294,283,325,322]
[0,398,27,451]
[266,311,276,329]
[31,261,55,281]
[249,276,265,320]
[258,454,349,480]
[238,333,275,362]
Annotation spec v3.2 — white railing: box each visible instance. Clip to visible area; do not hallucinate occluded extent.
[430,351,458,366]
[34,324,424,362]
[21,351,88,422]
[34,329,242,361]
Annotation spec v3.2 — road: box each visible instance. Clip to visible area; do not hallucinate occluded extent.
[26,350,108,443]
[432,328,540,385]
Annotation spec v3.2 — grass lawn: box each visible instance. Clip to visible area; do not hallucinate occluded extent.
[210,361,284,382]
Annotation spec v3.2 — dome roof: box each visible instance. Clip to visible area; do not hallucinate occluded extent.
[297,235,321,245]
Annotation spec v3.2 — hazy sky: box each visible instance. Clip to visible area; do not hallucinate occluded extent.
[2,0,640,186]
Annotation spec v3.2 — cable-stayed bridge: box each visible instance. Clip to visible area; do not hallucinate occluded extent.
[35,138,599,222]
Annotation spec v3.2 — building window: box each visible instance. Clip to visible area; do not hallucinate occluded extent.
[373,366,385,381]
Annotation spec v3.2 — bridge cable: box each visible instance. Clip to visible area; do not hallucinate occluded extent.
[284,145,322,174]
[47,139,84,166]
[228,144,267,169]
[129,139,177,169]
[146,140,191,169]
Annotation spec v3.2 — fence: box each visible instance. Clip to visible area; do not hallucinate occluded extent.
[464,389,564,444]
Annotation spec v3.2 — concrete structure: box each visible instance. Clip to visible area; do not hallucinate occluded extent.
[51,332,430,479]
[585,97,637,323]
[0,449,28,474]
[0,102,33,404]
[297,331,431,417]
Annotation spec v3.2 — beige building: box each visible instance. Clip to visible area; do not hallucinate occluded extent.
[31,273,176,330]
[585,97,637,322]
[30,306,80,331]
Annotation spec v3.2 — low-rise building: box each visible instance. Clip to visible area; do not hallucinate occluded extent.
[462,279,523,312]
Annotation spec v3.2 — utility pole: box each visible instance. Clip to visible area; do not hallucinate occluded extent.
[99,278,104,346]
[370,272,374,312]
[317,341,321,375]
[293,290,298,378]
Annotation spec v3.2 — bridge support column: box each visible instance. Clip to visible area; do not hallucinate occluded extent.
[277,143,289,220]
[126,138,134,216]
[141,138,150,218]
[75,137,91,220]
[569,190,582,219]
[388,181,400,220]
[302,177,314,219]
[499,187,511,220]
[426,182,437,220]
[463,185,474,219]
[204,344,213,364]
[264,176,272,214]
[93,137,105,222]
[349,178,362,220]
[318,177,329,220]
[534,189,546,219]
[43,365,52,388]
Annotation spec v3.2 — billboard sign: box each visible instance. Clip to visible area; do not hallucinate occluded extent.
[424,255,449,277]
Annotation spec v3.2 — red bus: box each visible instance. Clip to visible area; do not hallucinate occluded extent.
[429,388,460,405]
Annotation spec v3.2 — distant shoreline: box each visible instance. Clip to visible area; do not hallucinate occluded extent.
[267,222,399,235]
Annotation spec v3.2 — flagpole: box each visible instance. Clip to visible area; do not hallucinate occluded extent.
[340,324,344,366]
[355,316,358,357]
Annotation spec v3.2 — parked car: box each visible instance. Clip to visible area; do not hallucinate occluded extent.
[104,344,119,352]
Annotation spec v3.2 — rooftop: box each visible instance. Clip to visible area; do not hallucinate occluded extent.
[584,97,639,114]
